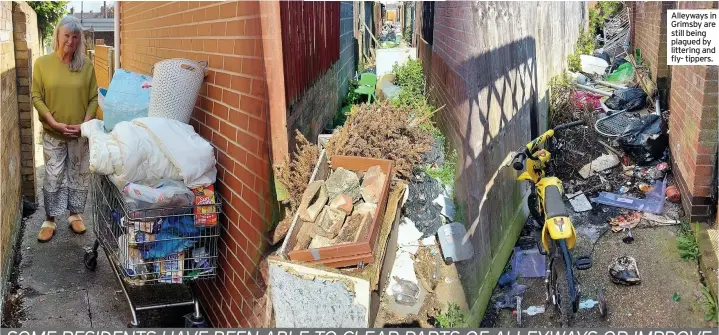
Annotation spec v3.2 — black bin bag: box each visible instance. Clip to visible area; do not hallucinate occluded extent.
[605,88,647,111]
[618,114,668,165]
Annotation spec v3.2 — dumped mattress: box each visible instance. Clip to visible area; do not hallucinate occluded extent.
[81,117,217,188]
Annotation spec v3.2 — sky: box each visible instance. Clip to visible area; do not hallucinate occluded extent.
[67,1,112,13]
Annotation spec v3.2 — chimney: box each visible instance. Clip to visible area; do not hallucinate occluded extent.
[103,1,107,18]
[70,7,74,14]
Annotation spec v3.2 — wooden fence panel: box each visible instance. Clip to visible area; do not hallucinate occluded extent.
[93,45,114,119]
[279,2,340,107]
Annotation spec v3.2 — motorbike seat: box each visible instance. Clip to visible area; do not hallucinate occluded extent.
[544,185,568,219]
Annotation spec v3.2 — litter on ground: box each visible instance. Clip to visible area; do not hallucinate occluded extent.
[397,217,423,255]
[386,252,420,296]
[510,247,546,278]
[437,223,474,264]
[567,192,593,212]
[579,153,620,179]
[592,176,667,214]
[641,212,679,226]
[433,194,456,221]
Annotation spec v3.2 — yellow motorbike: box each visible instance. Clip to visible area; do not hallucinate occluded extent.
[510,120,607,326]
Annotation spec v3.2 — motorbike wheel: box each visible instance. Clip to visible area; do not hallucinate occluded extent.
[527,193,543,225]
[553,241,574,327]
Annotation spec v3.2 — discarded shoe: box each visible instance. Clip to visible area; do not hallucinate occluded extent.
[608,256,641,286]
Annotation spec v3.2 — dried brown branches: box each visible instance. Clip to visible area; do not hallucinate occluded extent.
[326,101,434,180]
[274,130,320,212]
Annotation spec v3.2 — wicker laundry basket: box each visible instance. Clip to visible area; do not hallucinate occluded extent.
[148,59,207,124]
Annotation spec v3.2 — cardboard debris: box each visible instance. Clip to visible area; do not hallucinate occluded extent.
[385,250,419,296]
[421,236,436,246]
[567,192,593,212]
[609,212,642,232]
[642,213,679,226]
[397,217,423,255]
[579,153,620,179]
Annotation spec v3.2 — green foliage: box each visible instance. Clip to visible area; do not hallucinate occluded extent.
[403,26,412,45]
[331,105,350,128]
[425,149,457,188]
[550,71,573,88]
[380,41,399,49]
[568,28,596,72]
[434,303,466,328]
[700,285,718,321]
[391,59,441,136]
[343,80,361,106]
[394,58,425,97]
[454,200,467,225]
[28,1,69,41]
[589,2,624,35]
[676,222,700,262]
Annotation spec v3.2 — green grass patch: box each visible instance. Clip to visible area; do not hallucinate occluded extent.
[424,149,457,188]
[392,59,466,223]
[391,59,441,136]
[677,221,700,262]
[434,303,467,328]
[700,284,718,321]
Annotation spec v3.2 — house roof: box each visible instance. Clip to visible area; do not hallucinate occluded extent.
[79,18,114,32]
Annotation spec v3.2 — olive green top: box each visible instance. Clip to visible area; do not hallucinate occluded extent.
[32,54,98,140]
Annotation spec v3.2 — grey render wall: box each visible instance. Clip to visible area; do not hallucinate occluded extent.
[337,1,357,106]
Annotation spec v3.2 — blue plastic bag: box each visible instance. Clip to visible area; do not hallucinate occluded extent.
[141,233,196,259]
[103,69,152,131]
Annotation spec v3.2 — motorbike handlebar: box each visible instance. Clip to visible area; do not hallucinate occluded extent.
[511,120,584,171]
[512,151,527,171]
[553,120,586,131]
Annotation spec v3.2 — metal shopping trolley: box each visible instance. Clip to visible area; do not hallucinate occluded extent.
[84,174,221,327]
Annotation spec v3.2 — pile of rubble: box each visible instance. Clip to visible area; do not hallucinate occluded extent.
[293,166,387,250]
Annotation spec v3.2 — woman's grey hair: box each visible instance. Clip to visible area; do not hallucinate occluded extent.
[52,16,86,71]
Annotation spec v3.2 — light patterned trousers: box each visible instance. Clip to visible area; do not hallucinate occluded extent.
[43,133,91,217]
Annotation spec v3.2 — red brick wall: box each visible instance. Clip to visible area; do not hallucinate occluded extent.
[630,1,718,221]
[630,2,674,81]
[667,2,719,222]
[120,1,271,327]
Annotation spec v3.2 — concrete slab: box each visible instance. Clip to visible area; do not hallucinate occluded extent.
[269,260,371,328]
[86,254,132,328]
[21,290,91,328]
[697,223,718,299]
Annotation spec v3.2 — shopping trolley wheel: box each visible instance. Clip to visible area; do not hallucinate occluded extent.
[184,313,208,328]
[84,251,98,271]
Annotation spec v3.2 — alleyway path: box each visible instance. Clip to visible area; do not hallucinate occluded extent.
[490,203,717,328]
[13,166,128,327]
[8,166,193,327]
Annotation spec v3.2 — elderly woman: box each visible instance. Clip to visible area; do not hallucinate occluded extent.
[32,16,97,242]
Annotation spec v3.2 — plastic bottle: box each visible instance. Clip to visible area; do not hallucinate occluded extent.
[391,279,420,306]
[523,306,545,316]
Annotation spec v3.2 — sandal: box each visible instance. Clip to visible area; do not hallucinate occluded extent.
[69,214,86,234]
[38,221,56,242]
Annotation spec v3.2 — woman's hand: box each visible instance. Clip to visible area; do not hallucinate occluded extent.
[52,122,80,137]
